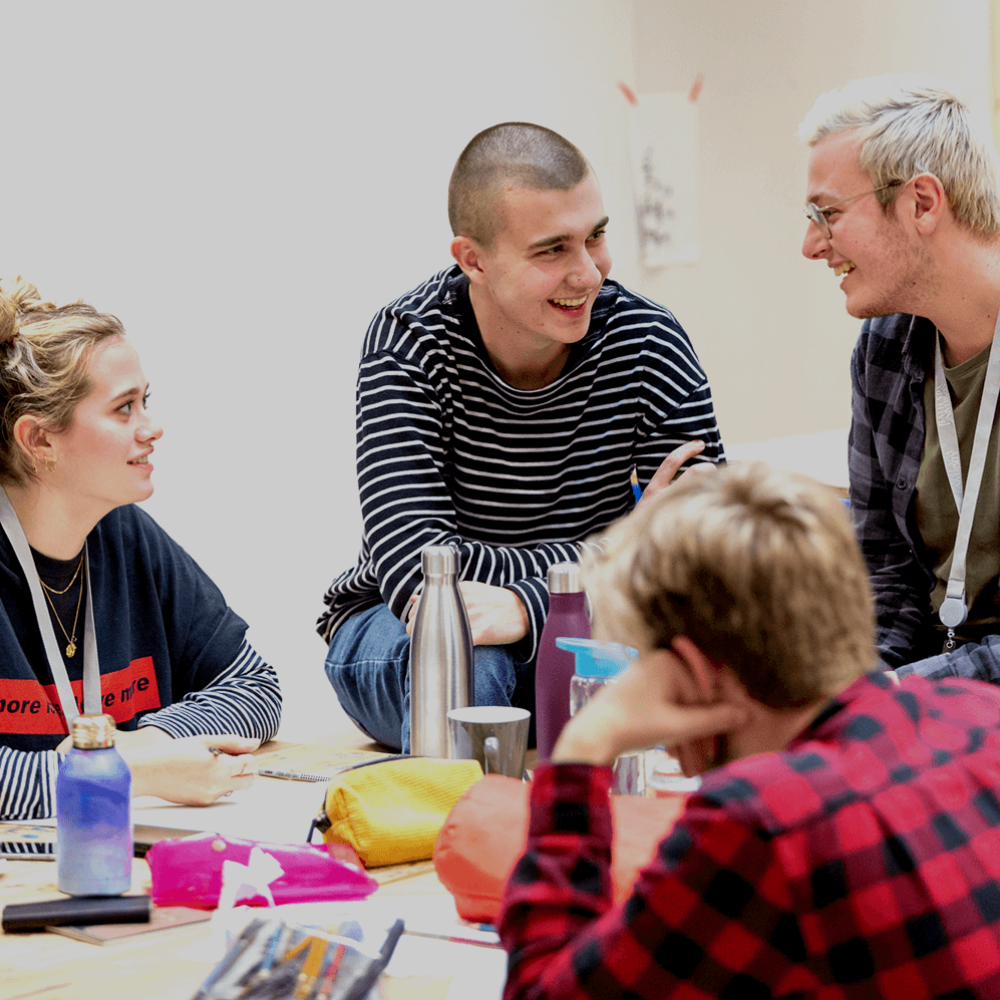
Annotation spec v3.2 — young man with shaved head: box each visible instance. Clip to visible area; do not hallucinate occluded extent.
[801,76,1000,685]
[318,123,723,752]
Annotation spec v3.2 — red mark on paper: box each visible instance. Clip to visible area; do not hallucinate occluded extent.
[688,73,705,102]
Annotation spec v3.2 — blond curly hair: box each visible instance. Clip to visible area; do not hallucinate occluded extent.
[0,277,125,484]
[582,462,877,709]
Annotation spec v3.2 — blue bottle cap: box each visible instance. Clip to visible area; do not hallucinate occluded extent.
[555,638,637,677]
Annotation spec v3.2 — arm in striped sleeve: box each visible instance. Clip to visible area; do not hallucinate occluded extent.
[137,640,281,741]
[0,745,62,820]
[631,320,725,483]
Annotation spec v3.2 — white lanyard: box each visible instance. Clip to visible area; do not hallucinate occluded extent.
[0,486,101,728]
[934,312,1000,639]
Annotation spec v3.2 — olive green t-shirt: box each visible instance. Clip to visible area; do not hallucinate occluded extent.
[916,337,1000,628]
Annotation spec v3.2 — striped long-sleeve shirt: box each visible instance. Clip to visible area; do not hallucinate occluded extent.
[0,504,282,820]
[318,267,723,657]
[0,640,280,821]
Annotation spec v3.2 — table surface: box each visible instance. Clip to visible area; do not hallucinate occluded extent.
[0,740,496,1000]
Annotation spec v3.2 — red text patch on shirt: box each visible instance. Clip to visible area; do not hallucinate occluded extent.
[97,657,162,724]
[0,681,66,735]
[0,657,162,735]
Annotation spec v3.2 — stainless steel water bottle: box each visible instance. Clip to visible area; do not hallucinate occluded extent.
[409,544,474,757]
[56,713,132,896]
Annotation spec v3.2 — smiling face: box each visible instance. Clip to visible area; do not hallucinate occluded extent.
[48,337,162,517]
[460,171,612,374]
[802,130,928,319]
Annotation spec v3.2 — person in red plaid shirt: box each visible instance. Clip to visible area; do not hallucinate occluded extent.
[500,461,1000,998]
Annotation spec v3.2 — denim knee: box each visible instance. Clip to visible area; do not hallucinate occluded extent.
[323,604,409,750]
[324,603,537,752]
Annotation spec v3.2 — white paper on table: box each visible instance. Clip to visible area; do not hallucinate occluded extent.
[629,92,699,266]
[131,775,323,843]
[445,946,507,1000]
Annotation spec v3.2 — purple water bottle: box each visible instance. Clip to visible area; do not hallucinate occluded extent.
[56,713,132,896]
[535,562,590,761]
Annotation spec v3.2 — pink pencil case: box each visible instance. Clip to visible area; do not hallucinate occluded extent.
[146,832,378,909]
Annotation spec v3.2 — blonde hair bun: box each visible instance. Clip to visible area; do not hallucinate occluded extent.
[0,286,17,347]
[0,277,49,346]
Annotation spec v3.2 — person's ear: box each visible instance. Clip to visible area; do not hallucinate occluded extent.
[450,236,489,284]
[12,415,56,474]
[906,173,947,234]
[670,636,719,701]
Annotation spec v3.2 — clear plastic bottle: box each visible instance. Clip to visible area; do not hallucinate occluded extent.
[558,638,645,794]
[535,563,590,761]
[56,713,132,896]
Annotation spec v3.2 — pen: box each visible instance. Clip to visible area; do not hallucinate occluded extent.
[402,926,500,948]
[630,467,642,503]
[258,768,329,782]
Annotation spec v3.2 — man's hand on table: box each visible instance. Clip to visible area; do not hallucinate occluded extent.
[551,643,746,771]
[407,581,529,645]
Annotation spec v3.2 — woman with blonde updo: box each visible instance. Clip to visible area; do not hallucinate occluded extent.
[0,278,281,821]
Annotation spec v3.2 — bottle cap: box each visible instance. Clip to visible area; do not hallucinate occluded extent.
[70,713,118,750]
[556,638,637,677]
[421,544,460,577]
[547,562,582,594]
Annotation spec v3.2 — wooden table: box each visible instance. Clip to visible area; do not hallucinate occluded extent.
[0,741,497,1000]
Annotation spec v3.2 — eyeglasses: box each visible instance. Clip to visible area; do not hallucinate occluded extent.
[804,182,903,240]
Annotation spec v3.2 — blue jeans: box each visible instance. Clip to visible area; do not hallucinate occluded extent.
[324,604,535,752]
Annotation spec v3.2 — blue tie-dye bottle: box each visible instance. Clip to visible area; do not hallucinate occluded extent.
[56,713,132,896]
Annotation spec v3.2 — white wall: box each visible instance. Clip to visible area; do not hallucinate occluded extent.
[632,0,992,447]
[0,1,638,733]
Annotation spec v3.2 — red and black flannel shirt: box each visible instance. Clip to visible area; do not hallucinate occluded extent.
[499,671,1000,998]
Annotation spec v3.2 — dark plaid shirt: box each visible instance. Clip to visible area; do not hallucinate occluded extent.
[850,313,1000,681]
[500,671,1000,998]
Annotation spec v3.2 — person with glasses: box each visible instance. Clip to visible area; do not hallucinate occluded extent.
[800,74,1000,686]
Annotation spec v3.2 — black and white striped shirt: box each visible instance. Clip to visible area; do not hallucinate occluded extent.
[318,266,724,657]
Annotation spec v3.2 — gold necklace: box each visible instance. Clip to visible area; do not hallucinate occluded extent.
[37,552,85,596]
[39,562,85,658]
